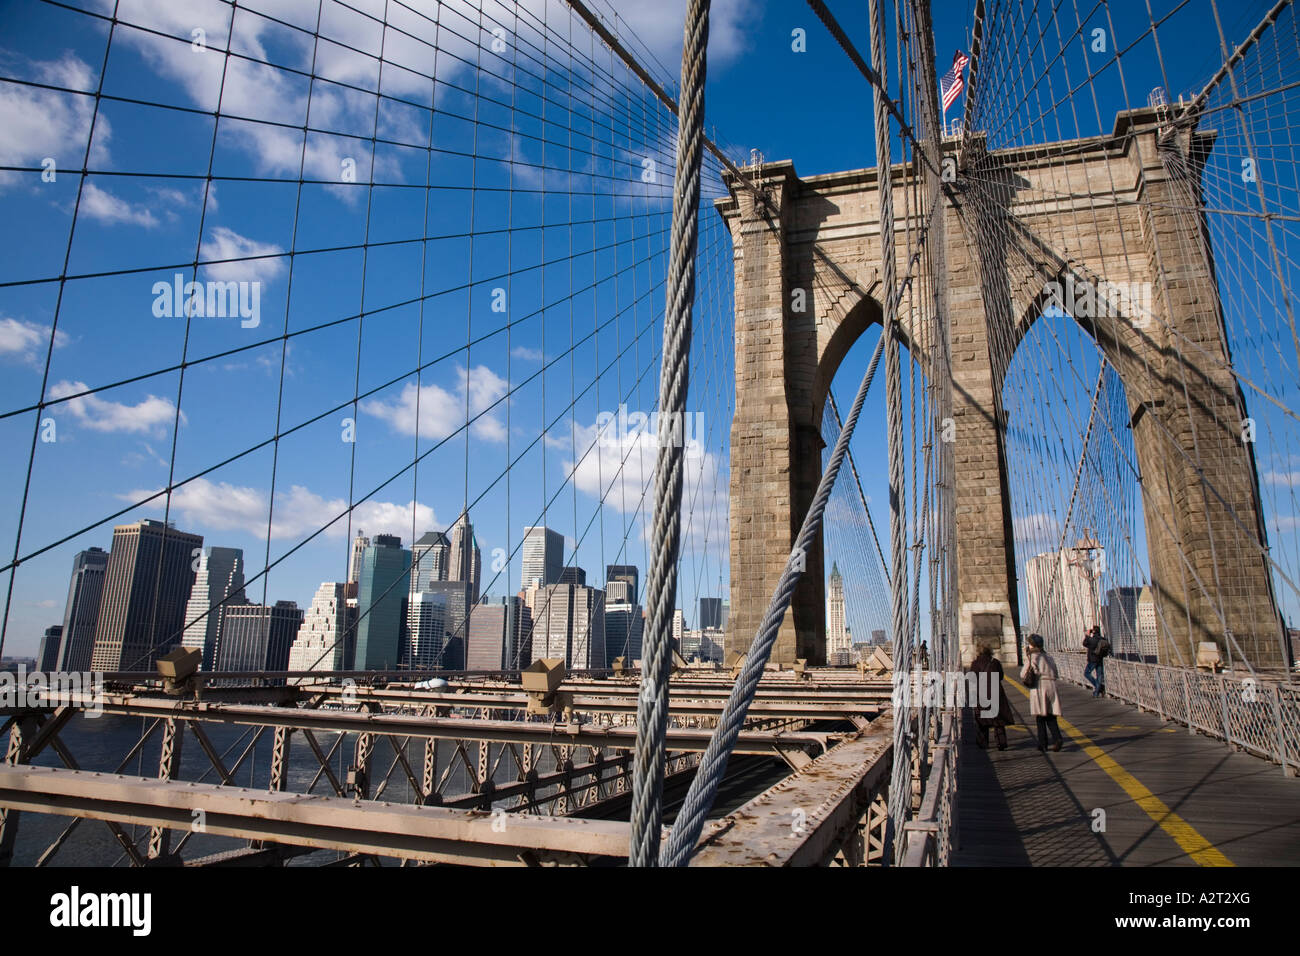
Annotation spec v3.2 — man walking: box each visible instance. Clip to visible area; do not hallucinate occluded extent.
[1082,625,1110,697]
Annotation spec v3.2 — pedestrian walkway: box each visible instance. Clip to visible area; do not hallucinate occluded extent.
[952,676,1300,865]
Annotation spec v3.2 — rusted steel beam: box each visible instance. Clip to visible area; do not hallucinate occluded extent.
[78,697,834,757]
[0,765,631,866]
[686,716,894,867]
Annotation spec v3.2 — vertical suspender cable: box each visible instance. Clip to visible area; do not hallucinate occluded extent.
[869,0,912,866]
[629,0,711,867]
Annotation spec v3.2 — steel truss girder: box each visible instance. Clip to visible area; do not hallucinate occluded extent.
[0,764,631,866]
[80,698,834,758]
[688,716,895,866]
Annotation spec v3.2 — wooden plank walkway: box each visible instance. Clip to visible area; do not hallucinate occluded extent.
[951,676,1300,866]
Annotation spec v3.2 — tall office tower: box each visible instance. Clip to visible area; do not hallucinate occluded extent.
[90,520,203,671]
[681,626,701,660]
[348,529,369,586]
[571,584,605,669]
[1136,586,1159,661]
[826,563,850,664]
[532,583,604,667]
[466,595,532,670]
[720,601,730,636]
[287,582,358,680]
[57,547,109,671]
[699,597,722,631]
[871,629,886,645]
[406,591,449,669]
[558,566,586,587]
[410,531,450,592]
[604,599,643,664]
[37,626,63,671]
[355,534,411,670]
[447,512,481,604]
[217,601,303,673]
[523,526,564,587]
[1103,586,1142,659]
[605,564,638,599]
[672,608,685,647]
[1024,549,1103,649]
[606,579,632,604]
[412,580,472,665]
[681,627,723,662]
[180,546,246,671]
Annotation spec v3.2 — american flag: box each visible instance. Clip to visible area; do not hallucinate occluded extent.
[940,50,970,113]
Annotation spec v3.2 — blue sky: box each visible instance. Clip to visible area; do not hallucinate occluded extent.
[1,0,1296,659]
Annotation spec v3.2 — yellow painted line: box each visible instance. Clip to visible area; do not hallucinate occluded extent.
[1005,677,1234,867]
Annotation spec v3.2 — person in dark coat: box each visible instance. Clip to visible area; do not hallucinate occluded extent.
[969,643,1015,750]
[1082,625,1107,697]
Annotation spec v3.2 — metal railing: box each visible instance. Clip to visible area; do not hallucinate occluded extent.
[1054,652,1299,775]
[900,709,959,866]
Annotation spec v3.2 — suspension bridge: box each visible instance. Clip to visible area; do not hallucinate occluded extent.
[0,0,1297,869]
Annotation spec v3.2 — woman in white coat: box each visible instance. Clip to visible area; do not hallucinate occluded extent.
[1020,633,1064,751]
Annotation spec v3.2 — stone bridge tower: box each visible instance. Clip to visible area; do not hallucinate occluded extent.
[720,107,1287,671]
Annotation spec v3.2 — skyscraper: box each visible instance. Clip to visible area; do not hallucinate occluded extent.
[37,626,63,671]
[181,546,246,671]
[354,534,411,670]
[57,546,109,671]
[287,582,358,679]
[410,531,450,592]
[1103,585,1142,659]
[1136,586,1159,661]
[604,598,643,664]
[90,520,203,671]
[466,595,532,670]
[532,583,605,668]
[1024,549,1102,649]
[410,580,470,667]
[699,597,722,630]
[523,526,564,587]
[349,529,369,586]
[406,591,449,669]
[217,601,303,674]
[558,566,586,587]
[448,513,481,604]
[606,564,638,599]
[826,562,850,664]
[606,579,633,604]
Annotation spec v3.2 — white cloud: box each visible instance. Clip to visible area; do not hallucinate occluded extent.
[581,0,754,76]
[49,380,182,435]
[79,182,159,228]
[1014,511,1062,545]
[561,415,728,553]
[1263,470,1300,488]
[0,53,109,189]
[362,364,509,442]
[201,226,287,284]
[121,476,438,541]
[0,318,68,365]
[511,346,543,361]
[95,0,414,197]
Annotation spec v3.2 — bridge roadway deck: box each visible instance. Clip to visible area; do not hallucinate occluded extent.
[952,677,1300,866]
